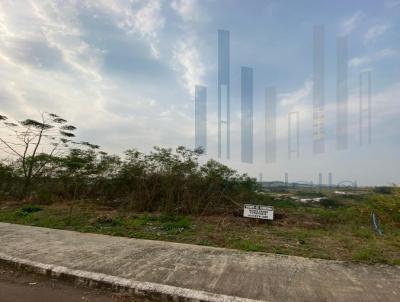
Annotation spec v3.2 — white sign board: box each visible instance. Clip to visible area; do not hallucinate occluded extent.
[243,204,274,220]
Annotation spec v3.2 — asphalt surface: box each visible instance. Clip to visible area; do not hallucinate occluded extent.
[0,265,145,302]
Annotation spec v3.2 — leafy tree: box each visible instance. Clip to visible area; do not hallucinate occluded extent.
[0,160,15,195]
[1,112,259,214]
[373,186,394,194]
[0,112,77,196]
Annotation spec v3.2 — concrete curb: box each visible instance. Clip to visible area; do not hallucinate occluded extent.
[0,252,264,302]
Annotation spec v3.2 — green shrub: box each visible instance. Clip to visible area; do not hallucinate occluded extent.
[320,198,341,208]
[352,247,387,264]
[162,217,191,232]
[373,186,394,195]
[93,215,121,227]
[269,199,299,208]
[135,214,159,226]
[234,240,263,252]
[0,145,260,215]
[19,205,42,215]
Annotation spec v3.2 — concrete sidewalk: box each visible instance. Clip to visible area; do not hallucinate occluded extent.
[0,223,399,302]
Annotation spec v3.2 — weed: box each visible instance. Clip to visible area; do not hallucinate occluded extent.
[135,214,159,226]
[0,193,399,265]
[17,205,42,216]
[232,239,263,252]
[352,247,387,264]
[163,217,191,232]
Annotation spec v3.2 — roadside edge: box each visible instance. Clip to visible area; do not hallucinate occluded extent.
[0,252,264,302]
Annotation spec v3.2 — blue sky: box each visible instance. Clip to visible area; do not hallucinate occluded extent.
[0,0,399,185]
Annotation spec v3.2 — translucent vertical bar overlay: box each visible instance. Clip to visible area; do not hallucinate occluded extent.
[218,29,230,159]
[359,71,372,146]
[318,172,323,188]
[313,25,325,154]
[288,112,300,160]
[336,36,348,150]
[265,86,277,163]
[195,85,207,152]
[241,66,253,164]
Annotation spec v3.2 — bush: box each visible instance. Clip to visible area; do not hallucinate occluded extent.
[162,216,191,231]
[17,205,42,216]
[320,198,341,208]
[20,205,42,213]
[0,146,259,215]
[373,186,394,195]
[0,162,18,199]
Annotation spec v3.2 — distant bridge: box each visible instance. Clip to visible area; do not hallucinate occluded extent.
[292,181,314,187]
[337,180,357,188]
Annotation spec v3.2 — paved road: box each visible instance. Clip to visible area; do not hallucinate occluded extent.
[0,264,142,302]
[0,222,399,302]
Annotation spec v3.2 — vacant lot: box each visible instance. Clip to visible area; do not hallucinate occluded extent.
[0,189,399,265]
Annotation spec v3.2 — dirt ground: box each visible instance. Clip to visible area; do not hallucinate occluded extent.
[0,264,148,302]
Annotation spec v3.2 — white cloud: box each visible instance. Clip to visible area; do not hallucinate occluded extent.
[267,80,313,140]
[172,38,205,96]
[349,48,398,67]
[272,77,400,144]
[349,56,370,68]
[171,0,199,21]
[32,1,104,80]
[170,0,211,96]
[131,0,165,58]
[385,0,400,8]
[340,11,364,35]
[83,0,165,58]
[364,24,390,45]
[371,82,400,120]
[0,0,193,156]
[0,0,104,81]
[279,80,312,107]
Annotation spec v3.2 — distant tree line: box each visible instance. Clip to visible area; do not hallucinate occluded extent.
[0,112,258,215]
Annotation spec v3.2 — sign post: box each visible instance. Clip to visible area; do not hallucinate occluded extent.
[243,204,274,220]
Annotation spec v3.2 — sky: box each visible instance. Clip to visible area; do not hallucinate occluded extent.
[0,0,399,186]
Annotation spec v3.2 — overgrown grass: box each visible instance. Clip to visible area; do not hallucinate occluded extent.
[0,189,399,265]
